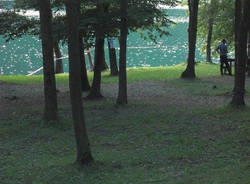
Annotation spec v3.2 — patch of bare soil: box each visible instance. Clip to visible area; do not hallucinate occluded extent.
[1,76,250,117]
[103,76,250,107]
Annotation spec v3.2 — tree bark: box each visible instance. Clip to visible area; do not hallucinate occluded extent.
[231,0,250,106]
[117,0,128,105]
[39,0,57,121]
[79,35,91,91]
[100,43,109,71]
[108,39,119,76]
[87,37,104,99]
[234,0,241,78]
[181,0,199,79]
[65,0,93,165]
[247,32,250,76]
[86,47,94,71]
[206,18,214,63]
[54,42,64,74]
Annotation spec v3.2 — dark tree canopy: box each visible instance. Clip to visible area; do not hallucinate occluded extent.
[1,0,178,48]
[0,11,39,42]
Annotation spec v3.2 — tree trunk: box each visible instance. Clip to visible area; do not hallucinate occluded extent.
[231,0,250,106]
[181,0,199,79]
[117,0,128,105]
[39,0,57,121]
[87,37,104,99]
[86,47,94,71]
[100,43,109,71]
[234,0,241,79]
[206,18,214,63]
[108,39,119,76]
[65,0,93,165]
[79,35,91,91]
[247,32,250,76]
[54,42,64,74]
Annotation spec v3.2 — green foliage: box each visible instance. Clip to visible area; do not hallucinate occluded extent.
[52,15,68,44]
[14,0,39,10]
[180,0,188,6]
[197,0,235,58]
[0,0,66,44]
[128,0,178,43]
[0,11,39,42]
[0,0,179,46]
[76,0,178,44]
[57,0,178,46]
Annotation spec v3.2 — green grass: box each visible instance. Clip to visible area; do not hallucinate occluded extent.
[1,102,250,184]
[1,62,250,183]
[0,62,220,84]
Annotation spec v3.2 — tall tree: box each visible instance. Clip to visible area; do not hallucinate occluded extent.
[181,0,199,79]
[39,0,58,121]
[206,16,214,63]
[117,0,128,104]
[86,2,109,99]
[87,37,105,99]
[54,42,64,74]
[86,44,94,71]
[108,38,119,76]
[204,0,217,62]
[13,0,65,74]
[231,0,250,106]
[248,33,250,76]
[79,35,91,91]
[65,0,93,164]
[197,0,217,62]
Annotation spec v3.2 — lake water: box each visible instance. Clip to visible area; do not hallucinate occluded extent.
[0,8,204,75]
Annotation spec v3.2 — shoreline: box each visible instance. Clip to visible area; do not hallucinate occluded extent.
[0,62,220,78]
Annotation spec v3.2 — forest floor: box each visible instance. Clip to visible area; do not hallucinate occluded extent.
[1,75,249,114]
[1,69,250,183]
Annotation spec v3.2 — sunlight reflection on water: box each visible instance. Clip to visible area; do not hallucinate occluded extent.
[0,9,203,75]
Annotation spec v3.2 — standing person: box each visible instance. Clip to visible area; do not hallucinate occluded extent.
[216,39,232,75]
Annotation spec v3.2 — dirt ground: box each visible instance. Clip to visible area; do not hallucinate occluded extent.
[1,76,250,117]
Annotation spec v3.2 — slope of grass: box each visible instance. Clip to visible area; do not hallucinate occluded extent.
[1,63,250,184]
[1,101,250,184]
[0,62,220,84]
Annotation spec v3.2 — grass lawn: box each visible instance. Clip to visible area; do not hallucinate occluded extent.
[0,62,220,84]
[0,63,249,184]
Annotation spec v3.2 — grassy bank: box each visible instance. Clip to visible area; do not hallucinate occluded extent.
[1,63,249,184]
[0,62,220,84]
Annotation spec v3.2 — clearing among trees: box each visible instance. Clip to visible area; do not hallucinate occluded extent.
[1,73,250,183]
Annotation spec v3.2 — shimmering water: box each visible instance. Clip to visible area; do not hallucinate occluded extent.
[0,8,203,75]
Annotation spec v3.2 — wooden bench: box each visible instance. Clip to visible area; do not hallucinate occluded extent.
[222,58,235,75]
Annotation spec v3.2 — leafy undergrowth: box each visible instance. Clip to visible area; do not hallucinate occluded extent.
[1,99,250,184]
